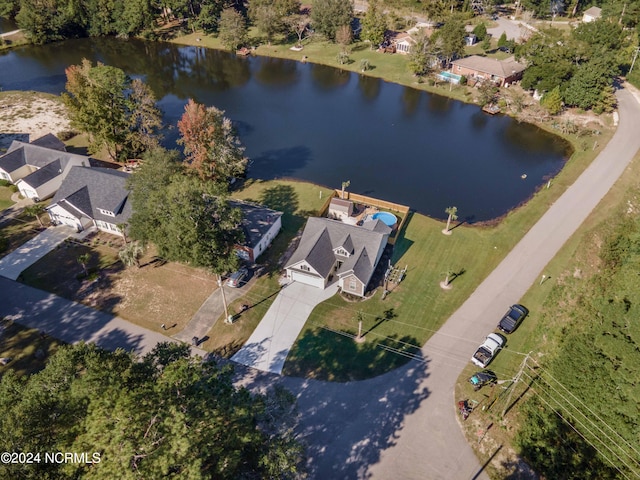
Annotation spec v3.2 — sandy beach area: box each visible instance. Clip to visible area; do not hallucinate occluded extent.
[0,92,70,150]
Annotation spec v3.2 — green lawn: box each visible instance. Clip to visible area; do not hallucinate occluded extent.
[0,186,13,211]
[281,125,614,381]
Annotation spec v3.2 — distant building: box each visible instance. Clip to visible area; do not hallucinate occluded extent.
[450,55,526,87]
[229,200,282,263]
[0,134,93,201]
[582,6,602,22]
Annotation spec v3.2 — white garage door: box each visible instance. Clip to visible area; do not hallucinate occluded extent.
[290,270,325,289]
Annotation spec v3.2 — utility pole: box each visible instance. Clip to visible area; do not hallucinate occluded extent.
[630,46,640,74]
[219,274,231,324]
[502,352,531,416]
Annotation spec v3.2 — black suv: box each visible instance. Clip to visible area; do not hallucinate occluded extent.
[497,304,529,333]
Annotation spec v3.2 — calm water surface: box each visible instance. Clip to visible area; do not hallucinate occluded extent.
[0,38,571,221]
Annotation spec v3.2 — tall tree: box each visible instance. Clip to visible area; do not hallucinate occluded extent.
[218,7,248,51]
[177,99,247,183]
[361,0,387,48]
[249,0,300,43]
[62,59,162,162]
[310,0,353,41]
[408,31,438,76]
[433,15,466,66]
[128,148,244,274]
[0,342,305,479]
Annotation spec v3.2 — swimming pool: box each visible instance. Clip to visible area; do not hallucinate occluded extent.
[371,212,397,228]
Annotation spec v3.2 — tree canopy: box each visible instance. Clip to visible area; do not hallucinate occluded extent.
[361,0,387,47]
[62,59,162,161]
[218,7,248,51]
[177,99,248,183]
[0,342,304,479]
[128,148,244,274]
[310,0,354,41]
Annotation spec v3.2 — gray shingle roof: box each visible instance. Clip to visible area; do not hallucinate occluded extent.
[228,200,283,250]
[29,133,66,151]
[50,167,132,224]
[0,147,26,173]
[19,158,62,188]
[285,217,391,285]
[451,55,526,78]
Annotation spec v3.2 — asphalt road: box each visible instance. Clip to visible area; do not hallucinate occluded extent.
[237,85,640,480]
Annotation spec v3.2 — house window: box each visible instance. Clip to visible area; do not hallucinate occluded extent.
[300,264,310,272]
[0,172,9,180]
[98,208,115,217]
[349,279,357,291]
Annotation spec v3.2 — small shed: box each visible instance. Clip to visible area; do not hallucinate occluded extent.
[582,6,602,22]
[328,198,354,221]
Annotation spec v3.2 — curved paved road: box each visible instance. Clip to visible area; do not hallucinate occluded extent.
[236,85,640,479]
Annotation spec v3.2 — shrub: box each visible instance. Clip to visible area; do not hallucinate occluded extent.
[0,179,11,187]
[56,130,78,141]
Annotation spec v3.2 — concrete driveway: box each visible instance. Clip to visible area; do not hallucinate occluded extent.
[487,16,537,41]
[232,281,339,374]
[0,225,75,280]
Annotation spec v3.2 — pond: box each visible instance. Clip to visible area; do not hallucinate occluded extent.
[0,37,571,221]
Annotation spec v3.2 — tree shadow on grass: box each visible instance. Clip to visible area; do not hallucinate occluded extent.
[282,327,422,382]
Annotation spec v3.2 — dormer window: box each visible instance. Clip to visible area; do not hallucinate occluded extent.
[334,246,350,257]
[300,264,310,272]
[98,208,115,217]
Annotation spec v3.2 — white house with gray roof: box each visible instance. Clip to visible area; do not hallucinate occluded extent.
[46,167,132,235]
[229,200,283,263]
[0,134,93,201]
[284,217,391,297]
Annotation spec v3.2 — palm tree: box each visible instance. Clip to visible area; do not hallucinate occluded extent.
[24,203,45,228]
[118,242,143,268]
[354,310,366,342]
[77,253,90,277]
[443,206,458,234]
[341,180,350,199]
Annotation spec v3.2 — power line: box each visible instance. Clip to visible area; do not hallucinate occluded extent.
[529,359,640,461]
[521,371,640,478]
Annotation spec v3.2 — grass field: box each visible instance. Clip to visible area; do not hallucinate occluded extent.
[0,186,13,211]
[0,209,50,259]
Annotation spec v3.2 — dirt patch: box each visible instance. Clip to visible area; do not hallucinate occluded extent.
[0,92,70,150]
[20,232,218,334]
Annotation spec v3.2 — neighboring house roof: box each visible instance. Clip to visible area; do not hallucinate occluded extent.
[0,135,91,176]
[29,133,66,151]
[451,55,526,78]
[18,158,63,188]
[49,167,132,225]
[285,217,391,286]
[0,147,26,174]
[583,6,602,17]
[228,200,283,250]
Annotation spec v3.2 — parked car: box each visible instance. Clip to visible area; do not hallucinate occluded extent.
[497,304,529,334]
[468,370,498,391]
[226,267,248,288]
[471,333,505,368]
